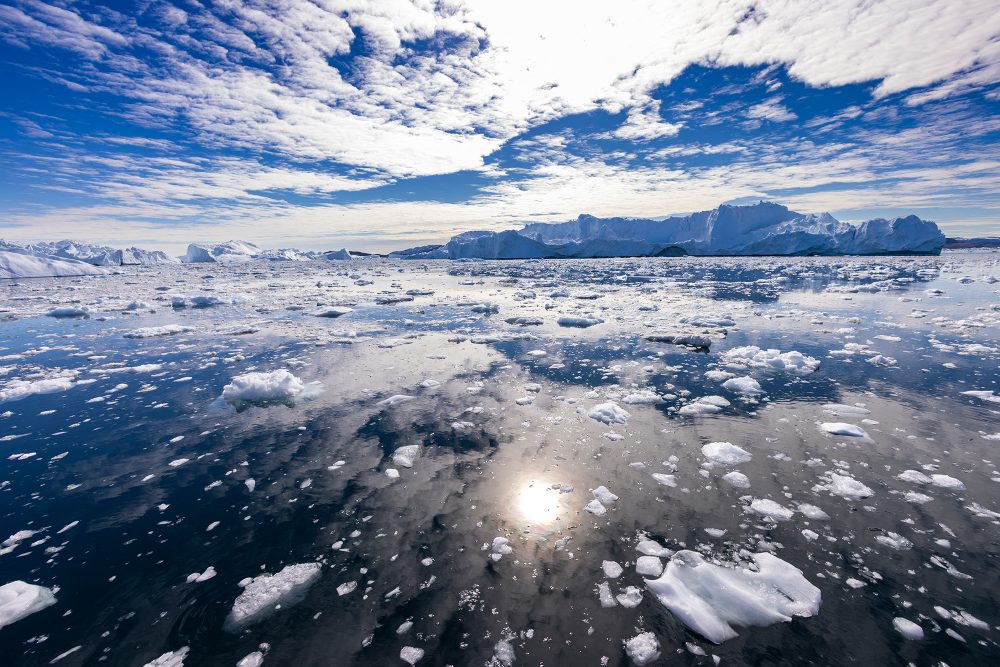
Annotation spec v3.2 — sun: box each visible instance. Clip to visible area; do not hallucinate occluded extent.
[515,480,563,527]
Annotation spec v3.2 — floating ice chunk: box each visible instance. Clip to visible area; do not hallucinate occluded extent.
[966,502,1000,519]
[749,499,794,522]
[392,445,421,469]
[311,306,353,318]
[645,550,821,644]
[142,647,190,667]
[819,423,870,439]
[875,532,912,550]
[505,316,543,326]
[961,390,1000,404]
[0,581,57,630]
[245,479,256,492]
[897,469,933,484]
[621,390,663,405]
[651,473,677,487]
[645,332,713,349]
[930,474,965,491]
[813,472,874,499]
[893,617,924,640]
[378,394,415,407]
[385,468,400,479]
[623,632,660,666]
[492,640,515,666]
[490,537,513,562]
[584,499,607,516]
[636,556,664,577]
[224,563,322,631]
[186,566,217,583]
[796,504,830,520]
[222,370,307,403]
[48,306,90,318]
[557,315,603,327]
[0,373,77,404]
[236,651,265,667]
[592,485,618,504]
[587,402,630,425]
[679,396,730,415]
[722,376,763,395]
[702,442,751,466]
[597,581,617,607]
[682,314,735,328]
[123,324,195,338]
[636,539,671,557]
[336,581,357,596]
[722,471,751,489]
[400,646,424,665]
[822,403,870,417]
[905,491,933,504]
[721,346,820,375]
[616,586,644,608]
[602,560,624,578]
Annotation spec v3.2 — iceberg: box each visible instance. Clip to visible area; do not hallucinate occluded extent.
[224,563,322,631]
[0,248,105,279]
[183,240,261,263]
[0,580,57,630]
[397,202,945,259]
[645,550,821,643]
[1,239,174,266]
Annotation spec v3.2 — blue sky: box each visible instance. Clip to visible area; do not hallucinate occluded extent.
[1,0,998,252]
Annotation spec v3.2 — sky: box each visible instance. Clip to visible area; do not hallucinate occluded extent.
[1,0,998,253]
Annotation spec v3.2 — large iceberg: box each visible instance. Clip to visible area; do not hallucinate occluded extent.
[183,242,353,263]
[645,550,821,643]
[396,202,945,259]
[1,240,174,266]
[183,240,261,263]
[0,248,105,279]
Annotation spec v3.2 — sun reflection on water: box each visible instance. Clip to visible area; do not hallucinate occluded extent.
[515,479,563,527]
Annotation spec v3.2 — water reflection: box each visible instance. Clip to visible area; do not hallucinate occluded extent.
[514,478,564,527]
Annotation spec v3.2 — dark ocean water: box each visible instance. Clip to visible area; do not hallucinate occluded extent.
[1,254,998,666]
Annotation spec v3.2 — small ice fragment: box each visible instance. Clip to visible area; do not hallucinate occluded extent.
[624,632,660,666]
[893,617,924,640]
[602,560,623,578]
[722,471,750,489]
[702,442,751,466]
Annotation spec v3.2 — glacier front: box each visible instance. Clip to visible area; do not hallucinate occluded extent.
[395,202,945,259]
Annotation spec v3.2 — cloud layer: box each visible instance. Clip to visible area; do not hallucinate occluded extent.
[1,0,998,248]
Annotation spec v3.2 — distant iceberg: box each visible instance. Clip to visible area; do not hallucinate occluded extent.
[394,202,946,259]
[183,241,353,263]
[0,247,105,279]
[1,239,175,266]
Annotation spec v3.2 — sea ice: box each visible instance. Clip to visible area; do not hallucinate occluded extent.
[813,472,874,499]
[722,376,763,395]
[701,442,752,465]
[645,550,821,644]
[222,370,307,403]
[623,632,660,666]
[587,402,630,425]
[721,346,820,375]
[224,563,322,631]
[0,581,57,630]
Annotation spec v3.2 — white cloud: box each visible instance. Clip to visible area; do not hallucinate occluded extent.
[0,0,998,245]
